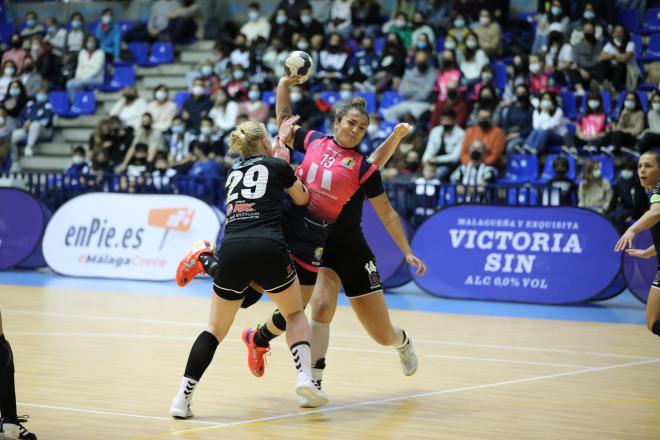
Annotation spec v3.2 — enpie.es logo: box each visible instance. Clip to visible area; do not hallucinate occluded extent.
[148,208,195,250]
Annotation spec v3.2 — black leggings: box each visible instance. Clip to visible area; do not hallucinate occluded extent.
[600,130,639,150]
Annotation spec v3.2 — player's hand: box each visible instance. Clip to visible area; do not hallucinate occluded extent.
[626,248,654,259]
[280,75,303,87]
[272,135,291,164]
[614,228,636,252]
[392,123,412,140]
[405,253,426,276]
[279,114,300,144]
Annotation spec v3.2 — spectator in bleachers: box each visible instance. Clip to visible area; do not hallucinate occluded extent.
[19,12,44,49]
[597,25,636,90]
[608,158,639,233]
[150,151,178,192]
[240,3,271,44]
[578,160,612,214]
[500,84,534,152]
[575,0,615,25]
[317,32,349,90]
[209,89,239,133]
[414,162,441,217]
[0,109,11,172]
[522,91,566,154]
[96,8,121,63]
[568,2,606,46]
[310,0,331,23]
[451,139,497,203]
[230,34,251,70]
[3,36,27,73]
[168,0,204,43]
[565,92,610,153]
[423,108,465,181]
[90,147,113,179]
[434,50,462,101]
[371,32,406,92]
[182,78,212,131]
[64,145,91,179]
[346,35,379,88]
[89,117,132,166]
[391,0,416,19]
[44,17,67,58]
[547,156,576,206]
[451,0,481,22]
[262,36,288,80]
[273,0,309,21]
[290,84,325,130]
[410,11,435,47]
[382,12,412,48]
[237,84,269,123]
[0,61,18,102]
[528,53,559,95]
[19,57,42,99]
[117,113,164,173]
[351,0,382,36]
[638,91,660,154]
[473,9,502,58]
[447,14,469,51]
[147,85,177,133]
[28,36,57,85]
[431,81,470,128]
[124,142,150,179]
[571,22,602,95]
[467,85,502,126]
[165,115,194,168]
[458,32,489,85]
[66,12,85,53]
[294,4,323,42]
[599,91,644,155]
[2,80,28,131]
[410,33,436,66]
[329,0,353,36]
[224,65,249,100]
[193,60,220,95]
[194,117,224,159]
[543,31,574,88]
[10,85,52,158]
[471,64,498,102]
[66,35,105,100]
[355,113,387,156]
[531,0,569,54]
[124,0,175,44]
[381,51,436,122]
[211,42,231,81]
[188,141,221,192]
[269,9,296,48]
[460,107,505,168]
[110,86,148,131]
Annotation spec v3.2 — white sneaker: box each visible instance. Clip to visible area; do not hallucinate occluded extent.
[397,338,418,376]
[295,380,329,408]
[24,147,33,157]
[170,394,194,419]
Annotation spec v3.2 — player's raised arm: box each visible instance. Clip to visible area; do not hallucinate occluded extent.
[369,123,412,168]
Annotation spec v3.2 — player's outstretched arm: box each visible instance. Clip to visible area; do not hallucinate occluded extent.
[615,203,660,252]
[276,76,301,127]
[368,123,412,168]
[368,193,426,276]
[285,178,309,206]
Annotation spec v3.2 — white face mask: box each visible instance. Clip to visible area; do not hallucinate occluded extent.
[4,68,14,77]
[653,103,660,112]
[301,15,312,24]
[592,169,602,179]
[466,39,478,49]
[444,41,456,50]
[201,65,213,76]
[621,169,634,180]
[248,91,260,101]
[479,16,490,26]
[233,70,245,80]
[200,126,212,135]
[298,42,309,50]
[624,100,635,110]
[541,100,553,110]
[481,73,492,82]
[248,11,260,21]
[395,19,405,27]
[367,124,378,136]
[102,15,112,24]
[588,99,600,109]
[529,63,540,73]
[72,155,84,165]
[155,90,168,102]
[0,116,5,126]
[339,90,352,100]
[192,85,205,96]
[290,91,302,103]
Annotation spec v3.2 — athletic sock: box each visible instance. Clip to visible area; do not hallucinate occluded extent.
[183,331,218,382]
[652,320,660,337]
[290,341,312,382]
[254,324,277,348]
[0,334,18,424]
[310,320,329,386]
[391,326,409,349]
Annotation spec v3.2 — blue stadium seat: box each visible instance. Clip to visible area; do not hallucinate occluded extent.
[261,90,275,106]
[149,42,174,65]
[380,121,398,135]
[48,91,71,117]
[70,91,96,116]
[442,185,457,207]
[374,37,385,55]
[355,91,377,113]
[538,154,576,182]
[560,90,578,120]
[380,91,403,110]
[642,34,660,62]
[174,91,191,109]
[118,20,133,36]
[616,7,640,33]
[643,7,660,31]
[435,36,444,53]
[99,65,135,92]
[492,61,506,92]
[89,20,99,34]
[497,154,538,184]
[0,23,13,44]
[631,34,644,60]
[319,91,341,106]
[128,42,150,66]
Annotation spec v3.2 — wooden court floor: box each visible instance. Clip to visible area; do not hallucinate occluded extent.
[1,284,659,440]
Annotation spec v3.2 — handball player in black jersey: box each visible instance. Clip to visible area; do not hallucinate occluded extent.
[169,120,327,419]
[615,151,660,338]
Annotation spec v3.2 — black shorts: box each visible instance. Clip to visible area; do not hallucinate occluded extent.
[294,260,318,286]
[282,209,330,270]
[653,268,660,290]
[321,241,383,298]
[212,238,297,301]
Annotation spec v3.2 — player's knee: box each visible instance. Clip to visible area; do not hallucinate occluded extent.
[206,323,229,342]
[311,299,334,323]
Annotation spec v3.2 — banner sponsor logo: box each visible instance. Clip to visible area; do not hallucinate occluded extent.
[43,193,221,280]
[411,205,621,304]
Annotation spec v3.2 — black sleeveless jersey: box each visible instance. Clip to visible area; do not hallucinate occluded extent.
[223,155,297,244]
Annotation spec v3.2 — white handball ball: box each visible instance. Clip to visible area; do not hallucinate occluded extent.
[283,50,314,83]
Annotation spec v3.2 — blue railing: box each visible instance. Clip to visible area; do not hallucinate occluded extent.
[1,172,566,222]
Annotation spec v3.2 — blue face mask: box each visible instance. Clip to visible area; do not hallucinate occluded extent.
[551,6,562,15]
[9,88,20,97]
[276,15,287,25]
[301,15,312,24]
[417,41,427,49]
[26,19,36,28]
[172,125,184,134]
[201,66,213,76]
[583,10,595,20]
[248,91,260,101]
[71,20,82,29]
[454,19,465,28]
[36,93,47,103]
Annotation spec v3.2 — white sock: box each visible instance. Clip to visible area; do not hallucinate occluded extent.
[310,320,330,369]
[291,341,312,383]
[178,376,198,402]
[391,326,408,349]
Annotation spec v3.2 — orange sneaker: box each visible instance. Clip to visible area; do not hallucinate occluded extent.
[176,240,216,287]
[242,327,270,377]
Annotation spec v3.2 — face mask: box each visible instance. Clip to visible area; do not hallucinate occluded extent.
[0,116,5,126]
[466,39,478,49]
[442,58,455,68]
[454,19,465,28]
[442,124,454,132]
[588,99,600,109]
[26,19,36,28]
[417,41,427,50]
[583,11,595,20]
[298,41,309,50]
[201,65,213,76]
[267,122,278,134]
[22,65,34,73]
[416,62,428,72]
[551,6,562,15]
[9,88,20,97]
[479,16,490,26]
[248,90,260,101]
[613,38,623,46]
[621,169,634,180]
[516,93,528,103]
[102,15,112,25]
[86,42,96,51]
[592,169,602,179]
[72,155,84,165]
[447,89,458,99]
[233,70,245,80]
[529,63,540,73]
[4,68,14,77]
[276,15,287,24]
[192,85,205,96]
[71,19,82,29]
[339,90,352,100]
[155,90,168,101]
[31,44,41,52]
[200,126,212,135]
[301,15,312,24]
[142,121,152,129]
[624,100,635,110]
[395,19,406,27]
[124,93,137,101]
[444,41,456,50]
[11,40,20,49]
[481,73,493,82]
[290,91,302,103]
[653,103,660,112]
[367,124,378,136]
[36,93,47,102]
[478,120,490,130]
[584,33,595,42]
[171,125,184,134]
[541,99,553,110]
[248,11,260,21]
[470,150,482,161]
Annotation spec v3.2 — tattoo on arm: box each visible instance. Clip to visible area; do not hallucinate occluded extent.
[279,106,292,120]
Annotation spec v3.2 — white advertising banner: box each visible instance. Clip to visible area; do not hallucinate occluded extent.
[43,193,222,280]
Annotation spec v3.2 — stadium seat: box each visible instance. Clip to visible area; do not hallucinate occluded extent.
[261,90,275,106]
[380,121,398,135]
[643,8,660,31]
[380,91,403,110]
[70,91,96,116]
[613,90,648,116]
[118,20,133,36]
[492,61,507,92]
[149,42,174,65]
[538,154,576,182]
[435,36,444,53]
[88,20,99,34]
[642,33,660,62]
[174,91,191,109]
[355,91,377,114]
[319,91,341,106]
[0,23,13,44]
[497,154,538,184]
[48,91,70,116]
[374,36,385,55]
[560,90,578,120]
[616,7,640,33]
[98,65,135,92]
[128,42,150,66]
[631,34,644,61]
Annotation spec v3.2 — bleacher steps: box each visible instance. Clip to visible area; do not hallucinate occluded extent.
[136,63,191,77]
[20,155,72,171]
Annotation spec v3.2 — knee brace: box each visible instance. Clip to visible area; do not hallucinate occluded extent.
[272,309,287,332]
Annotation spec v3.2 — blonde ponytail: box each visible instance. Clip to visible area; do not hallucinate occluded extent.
[228,120,268,157]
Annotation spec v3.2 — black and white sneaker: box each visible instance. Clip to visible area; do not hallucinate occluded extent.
[1,415,37,440]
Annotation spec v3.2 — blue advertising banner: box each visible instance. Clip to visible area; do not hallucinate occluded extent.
[0,188,46,270]
[411,205,621,304]
[590,272,626,301]
[16,197,52,269]
[622,230,655,304]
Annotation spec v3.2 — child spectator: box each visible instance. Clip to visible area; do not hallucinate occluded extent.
[578,160,612,214]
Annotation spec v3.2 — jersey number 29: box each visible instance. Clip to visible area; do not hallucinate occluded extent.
[226,164,269,203]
